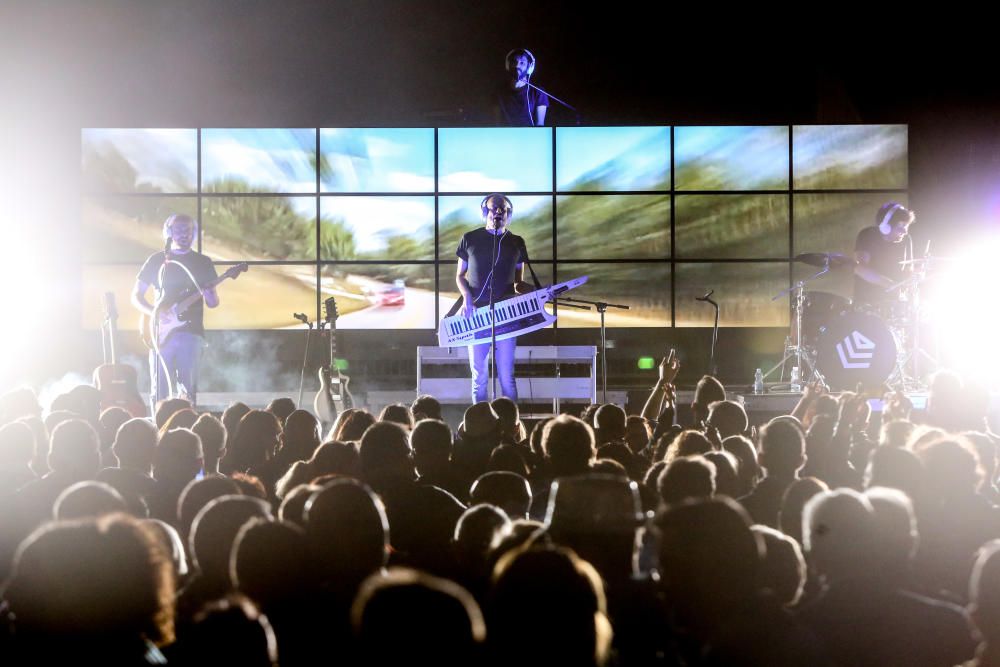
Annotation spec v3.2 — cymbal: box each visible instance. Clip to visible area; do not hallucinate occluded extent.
[898,256,958,266]
[793,252,857,268]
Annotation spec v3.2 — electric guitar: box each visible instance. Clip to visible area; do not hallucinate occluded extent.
[313,296,354,425]
[140,262,248,348]
[94,292,146,417]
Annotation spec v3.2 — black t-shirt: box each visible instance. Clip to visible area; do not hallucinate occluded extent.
[496,82,550,127]
[853,225,908,305]
[137,250,218,335]
[456,227,526,306]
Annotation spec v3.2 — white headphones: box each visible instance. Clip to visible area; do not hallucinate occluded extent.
[505,48,536,78]
[878,203,903,235]
[162,213,197,239]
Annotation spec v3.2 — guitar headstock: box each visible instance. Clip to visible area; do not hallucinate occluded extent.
[323,297,339,326]
[224,262,249,280]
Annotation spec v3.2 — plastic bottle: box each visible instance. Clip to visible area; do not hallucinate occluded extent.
[753,368,764,395]
[790,366,801,393]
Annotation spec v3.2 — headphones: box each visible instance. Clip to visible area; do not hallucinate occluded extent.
[162,213,197,239]
[481,194,513,219]
[505,48,536,78]
[878,202,905,235]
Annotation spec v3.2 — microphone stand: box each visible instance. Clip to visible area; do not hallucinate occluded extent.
[294,313,314,409]
[525,81,582,124]
[696,291,720,376]
[559,296,629,404]
[489,228,499,402]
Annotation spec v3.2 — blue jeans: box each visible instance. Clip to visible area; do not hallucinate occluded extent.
[150,331,203,404]
[469,336,517,403]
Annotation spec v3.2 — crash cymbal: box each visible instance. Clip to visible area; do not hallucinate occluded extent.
[793,252,857,268]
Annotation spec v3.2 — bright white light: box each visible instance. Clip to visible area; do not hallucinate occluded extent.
[922,235,1000,388]
[0,226,47,387]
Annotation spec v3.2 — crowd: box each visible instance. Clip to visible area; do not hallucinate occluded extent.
[0,358,999,666]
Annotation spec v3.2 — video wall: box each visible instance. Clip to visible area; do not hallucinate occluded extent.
[81,125,907,330]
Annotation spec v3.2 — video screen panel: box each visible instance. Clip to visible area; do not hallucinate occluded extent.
[675,194,789,259]
[556,126,670,192]
[202,129,317,193]
[674,262,790,327]
[555,262,671,328]
[793,125,908,190]
[320,128,434,193]
[320,263,436,329]
[201,196,317,262]
[556,195,670,260]
[203,264,318,330]
[675,126,789,191]
[793,193,910,257]
[82,128,197,193]
[320,196,434,261]
[437,195,553,261]
[82,196,198,264]
[438,128,552,192]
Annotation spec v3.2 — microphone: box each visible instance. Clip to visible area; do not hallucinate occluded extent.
[696,290,714,302]
[293,313,309,324]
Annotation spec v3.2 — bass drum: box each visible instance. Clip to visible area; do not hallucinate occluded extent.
[799,291,852,346]
[815,310,897,391]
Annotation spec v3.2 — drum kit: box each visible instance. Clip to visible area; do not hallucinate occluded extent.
[762,251,949,393]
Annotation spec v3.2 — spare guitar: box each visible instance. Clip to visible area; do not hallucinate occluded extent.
[313,296,354,426]
[140,262,248,348]
[93,292,147,417]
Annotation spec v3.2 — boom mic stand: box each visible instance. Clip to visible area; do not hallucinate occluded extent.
[696,291,720,376]
[559,295,629,403]
[293,313,314,409]
[525,81,581,124]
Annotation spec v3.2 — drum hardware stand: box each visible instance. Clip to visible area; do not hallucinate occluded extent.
[884,270,937,392]
[762,267,830,392]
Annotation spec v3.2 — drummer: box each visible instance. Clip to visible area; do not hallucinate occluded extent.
[853,201,915,310]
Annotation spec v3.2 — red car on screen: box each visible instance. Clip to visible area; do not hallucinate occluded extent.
[372,279,405,307]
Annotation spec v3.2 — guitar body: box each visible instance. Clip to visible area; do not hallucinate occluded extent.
[96,292,147,417]
[314,367,353,424]
[312,297,355,426]
[141,262,248,349]
[94,363,146,417]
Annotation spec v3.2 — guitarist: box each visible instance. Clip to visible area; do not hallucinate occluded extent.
[131,214,219,405]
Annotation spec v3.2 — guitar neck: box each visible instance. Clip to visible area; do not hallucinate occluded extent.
[328,323,340,377]
[171,270,237,312]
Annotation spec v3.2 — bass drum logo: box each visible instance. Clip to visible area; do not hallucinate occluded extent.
[836,331,875,369]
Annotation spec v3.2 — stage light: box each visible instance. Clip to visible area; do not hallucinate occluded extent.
[0,227,46,386]
[637,356,655,370]
[921,235,1000,389]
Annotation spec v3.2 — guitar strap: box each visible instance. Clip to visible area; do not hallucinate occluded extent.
[517,237,543,290]
[445,235,542,319]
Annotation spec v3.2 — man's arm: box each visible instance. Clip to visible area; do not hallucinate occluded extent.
[854,250,895,289]
[513,263,533,294]
[535,105,547,127]
[456,259,475,318]
[203,287,219,309]
[131,280,155,316]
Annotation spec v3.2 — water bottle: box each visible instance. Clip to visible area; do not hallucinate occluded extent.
[790,366,802,393]
[753,368,764,395]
